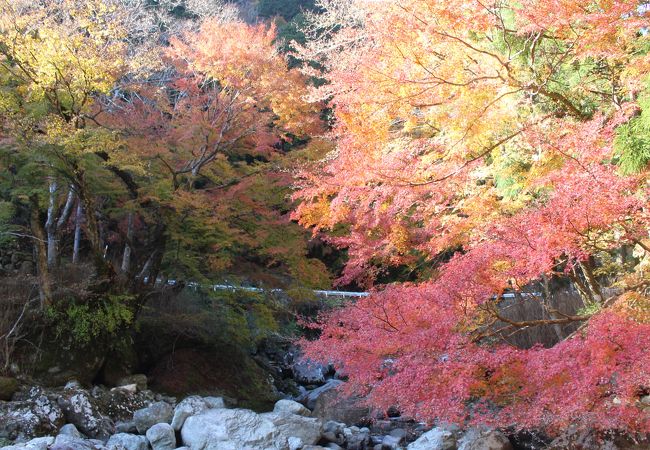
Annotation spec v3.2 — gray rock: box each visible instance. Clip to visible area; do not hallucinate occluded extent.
[58,390,115,440]
[171,397,209,432]
[287,436,303,450]
[407,427,457,450]
[146,423,176,450]
[301,380,344,410]
[96,388,152,422]
[389,429,407,439]
[201,397,224,409]
[64,381,82,391]
[292,359,329,385]
[26,436,54,450]
[51,434,101,450]
[323,421,345,435]
[545,426,645,450]
[58,425,83,439]
[114,422,137,434]
[116,376,147,392]
[344,427,370,450]
[324,444,343,450]
[273,399,311,417]
[133,402,173,434]
[181,408,279,450]
[0,394,65,441]
[106,433,149,450]
[0,436,55,450]
[111,385,137,395]
[260,411,323,447]
[310,381,370,426]
[381,434,403,449]
[458,428,512,450]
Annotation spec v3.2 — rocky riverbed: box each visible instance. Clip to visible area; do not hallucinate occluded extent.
[0,376,518,450]
[0,344,646,450]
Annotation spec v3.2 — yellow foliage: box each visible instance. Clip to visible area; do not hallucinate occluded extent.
[612,292,650,324]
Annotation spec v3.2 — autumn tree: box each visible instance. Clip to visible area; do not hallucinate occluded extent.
[293,0,650,434]
[0,0,328,310]
[101,15,325,284]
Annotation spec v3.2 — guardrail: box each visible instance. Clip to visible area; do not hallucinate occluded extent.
[158,279,370,298]
[159,279,539,300]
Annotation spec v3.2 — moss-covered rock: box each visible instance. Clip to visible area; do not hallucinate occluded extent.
[147,346,278,411]
[19,335,107,386]
[0,376,18,401]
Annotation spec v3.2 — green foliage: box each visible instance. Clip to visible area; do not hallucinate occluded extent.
[258,0,316,20]
[615,86,650,174]
[46,295,135,345]
[0,201,16,245]
[577,300,602,317]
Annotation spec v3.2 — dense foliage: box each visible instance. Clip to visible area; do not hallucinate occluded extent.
[0,0,330,306]
[0,0,649,437]
[292,0,650,434]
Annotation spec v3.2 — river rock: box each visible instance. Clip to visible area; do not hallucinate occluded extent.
[146,423,176,450]
[311,381,369,426]
[546,426,648,450]
[97,387,153,422]
[0,377,19,401]
[58,390,115,440]
[381,434,404,449]
[260,411,323,447]
[273,399,311,417]
[287,436,303,450]
[170,396,218,432]
[301,379,344,410]
[407,427,457,450]
[292,359,328,385]
[343,427,370,450]
[133,402,173,434]
[106,433,148,450]
[181,408,279,450]
[58,425,82,439]
[202,397,225,409]
[0,394,65,441]
[116,376,147,392]
[50,434,100,450]
[458,428,512,450]
[0,436,55,450]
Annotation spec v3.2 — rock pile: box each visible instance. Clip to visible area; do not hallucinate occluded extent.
[0,378,518,450]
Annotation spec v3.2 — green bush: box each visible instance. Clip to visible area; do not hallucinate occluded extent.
[46,294,134,345]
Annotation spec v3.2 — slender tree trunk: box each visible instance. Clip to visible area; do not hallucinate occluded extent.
[30,196,52,307]
[137,252,154,283]
[579,259,603,303]
[45,180,57,268]
[72,202,83,264]
[541,275,564,340]
[121,212,134,273]
[76,174,114,278]
[45,182,75,268]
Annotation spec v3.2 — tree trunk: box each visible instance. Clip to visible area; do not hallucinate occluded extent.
[541,275,564,340]
[121,212,134,273]
[76,173,114,278]
[72,202,83,264]
[30,196,52,307]
[579,259,603,303]
[45,180,57,268]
